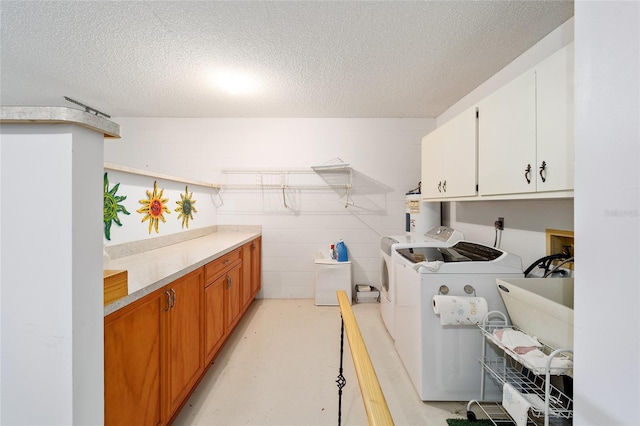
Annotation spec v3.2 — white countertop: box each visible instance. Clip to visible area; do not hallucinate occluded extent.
[104,230,261,316]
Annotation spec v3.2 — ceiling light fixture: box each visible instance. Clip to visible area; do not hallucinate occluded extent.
[210,71,258,95]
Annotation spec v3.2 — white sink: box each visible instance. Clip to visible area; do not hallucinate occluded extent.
[497,277,574,350]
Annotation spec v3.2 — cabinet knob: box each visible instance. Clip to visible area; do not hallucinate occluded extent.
[224,259,231,265]
[524,164,532,184]
[539,161,547,183]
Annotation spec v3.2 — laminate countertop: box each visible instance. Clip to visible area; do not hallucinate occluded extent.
[104,230,261,316]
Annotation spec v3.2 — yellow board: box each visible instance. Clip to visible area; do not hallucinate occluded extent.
[103,270,128,305]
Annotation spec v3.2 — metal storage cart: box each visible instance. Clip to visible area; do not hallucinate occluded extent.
[467,311,573,426]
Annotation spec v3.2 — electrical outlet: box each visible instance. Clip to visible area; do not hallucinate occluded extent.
[495,217,504,230]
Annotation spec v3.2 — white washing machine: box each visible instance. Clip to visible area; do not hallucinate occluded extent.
[379,226,464,340]
[394,241,523,401]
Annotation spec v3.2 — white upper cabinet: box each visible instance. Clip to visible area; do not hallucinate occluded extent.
[536,43,574,192]
[421,106,478,200]
[477,71,537,196]
[477,42,574,197]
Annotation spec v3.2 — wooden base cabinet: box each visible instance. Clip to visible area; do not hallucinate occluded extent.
[164,269,204,421]
[250,237,261,301]
[204,273,226,364]
[105,292,163,426]
[241,237,262,311]
[106,239,261,425]
[105,268,204,426]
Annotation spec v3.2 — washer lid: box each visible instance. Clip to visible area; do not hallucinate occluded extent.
[396,241,503,263]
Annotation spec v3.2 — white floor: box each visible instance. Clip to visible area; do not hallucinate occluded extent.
[173,299,469,425]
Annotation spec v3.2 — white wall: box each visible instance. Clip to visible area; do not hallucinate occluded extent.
[101,169,218,245]
[0,124,104,425]
[105,118,435,297]
[574,2,639,424]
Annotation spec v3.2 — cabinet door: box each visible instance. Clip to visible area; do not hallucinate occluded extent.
[241,242,253,309]
[225,265,242,329]
[204,274,226,364]
[250,237,261,297]
[421,129,444,199]
[165,268,204,420]
[536,42,574,192]
[105,291,164,426]
[478,71,536,196]
[440,107,478,198]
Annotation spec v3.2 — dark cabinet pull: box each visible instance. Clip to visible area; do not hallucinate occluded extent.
[442,180,447,192]
[163,290,171,312]
[524,164,532,184]
[539,161,547,183]
[437,181,442,193]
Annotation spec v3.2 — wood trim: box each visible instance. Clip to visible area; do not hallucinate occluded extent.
[336,290,394,426]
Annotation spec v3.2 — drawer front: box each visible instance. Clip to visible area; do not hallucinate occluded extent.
[205,248,241,284]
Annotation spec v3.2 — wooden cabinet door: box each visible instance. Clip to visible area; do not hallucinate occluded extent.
[225,265,242,329]
[536,42,574,192]
[105,291,164,426]
[241,242,253,309]
[250,238,261,297]
[478,70,536,196]
[165,268,204,420]
[204,274,226,364]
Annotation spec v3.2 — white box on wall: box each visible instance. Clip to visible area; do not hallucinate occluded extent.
[314,259,352,305]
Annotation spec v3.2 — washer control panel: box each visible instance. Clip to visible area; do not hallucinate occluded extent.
[424,226,464,243]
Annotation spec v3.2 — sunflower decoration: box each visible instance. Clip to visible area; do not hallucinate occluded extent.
[175,186,197,229]
[103,173,130,240]
[137,180,170,234]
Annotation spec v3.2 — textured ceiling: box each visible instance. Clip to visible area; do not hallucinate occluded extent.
[0,1,573,118]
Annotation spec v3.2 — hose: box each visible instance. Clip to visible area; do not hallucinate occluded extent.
[543,257,574,278]
[523,253,571,277]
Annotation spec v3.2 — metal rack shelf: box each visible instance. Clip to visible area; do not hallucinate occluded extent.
[219,164,354,209]
[468,313,573,426]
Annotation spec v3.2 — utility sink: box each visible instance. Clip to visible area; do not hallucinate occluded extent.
[497,277,574,350]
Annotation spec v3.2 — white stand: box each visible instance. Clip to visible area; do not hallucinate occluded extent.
[314,259,352,305]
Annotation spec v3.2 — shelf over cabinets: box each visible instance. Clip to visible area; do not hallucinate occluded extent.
[421,106,478,201]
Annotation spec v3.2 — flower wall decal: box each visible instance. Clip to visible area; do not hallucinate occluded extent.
[175,186,197,229]
[103,173,130,240]
[137,180,170,234]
